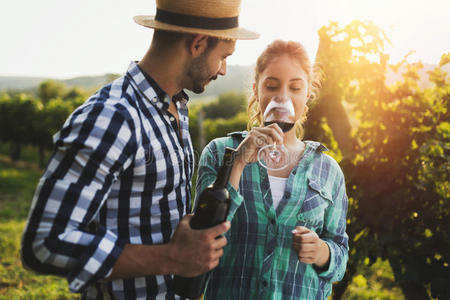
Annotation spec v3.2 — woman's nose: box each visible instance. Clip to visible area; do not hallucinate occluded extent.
[274,92,290,103]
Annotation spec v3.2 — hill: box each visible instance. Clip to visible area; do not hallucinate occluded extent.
[185,65,254,101]
[0,74,118,92]
[0,76,51,91]
[0,66,253,100]
[1,63,448,100]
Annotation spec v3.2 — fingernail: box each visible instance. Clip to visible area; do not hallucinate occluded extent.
[291,229,298,234]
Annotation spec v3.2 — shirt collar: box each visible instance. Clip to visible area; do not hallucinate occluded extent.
[304,140,328,152]
[137,64,166,101]
[126,61,189,110]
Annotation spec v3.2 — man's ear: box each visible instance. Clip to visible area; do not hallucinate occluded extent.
[189,35,209,57]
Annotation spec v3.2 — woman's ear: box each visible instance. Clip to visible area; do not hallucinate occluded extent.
[189,35,208,57]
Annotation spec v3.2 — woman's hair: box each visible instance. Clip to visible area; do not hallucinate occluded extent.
[247,40,322,139]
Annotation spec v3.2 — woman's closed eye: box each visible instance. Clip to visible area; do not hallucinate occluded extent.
[290,83,305,92]
[266,85,279,91]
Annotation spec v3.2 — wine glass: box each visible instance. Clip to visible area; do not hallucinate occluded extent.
[257,96,296,171]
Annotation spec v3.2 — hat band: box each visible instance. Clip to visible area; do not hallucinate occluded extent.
[155,8,239,30]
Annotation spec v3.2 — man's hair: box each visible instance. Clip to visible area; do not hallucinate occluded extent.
[153,30,220,53]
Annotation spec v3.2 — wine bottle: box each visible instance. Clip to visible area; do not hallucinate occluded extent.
[173,147,237,299]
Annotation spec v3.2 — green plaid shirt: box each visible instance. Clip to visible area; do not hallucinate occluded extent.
[196,132,349,300]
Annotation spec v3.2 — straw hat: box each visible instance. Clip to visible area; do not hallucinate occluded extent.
[134,0,259,40]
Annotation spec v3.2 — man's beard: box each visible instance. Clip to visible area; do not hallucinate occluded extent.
[187,55,217,94]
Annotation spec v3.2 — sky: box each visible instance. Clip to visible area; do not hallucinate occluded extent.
[1,0,449,79]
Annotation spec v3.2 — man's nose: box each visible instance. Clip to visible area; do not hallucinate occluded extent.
[218,60,227,76]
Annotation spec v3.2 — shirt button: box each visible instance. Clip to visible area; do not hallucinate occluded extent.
[169,116,175,122]
[262,280,268,287]
[270,219,276,225]
[152,97,157,103]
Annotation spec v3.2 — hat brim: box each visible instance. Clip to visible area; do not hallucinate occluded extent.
[134,15,259,40]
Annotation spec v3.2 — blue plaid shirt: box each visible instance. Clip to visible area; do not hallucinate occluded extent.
[197,132,349,299]
[21,61,195,299]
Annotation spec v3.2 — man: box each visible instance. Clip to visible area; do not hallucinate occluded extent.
[21,0,259,298]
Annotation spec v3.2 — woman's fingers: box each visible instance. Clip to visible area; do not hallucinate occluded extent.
[298,256,315,264]
[235,124,284,165]
[254,126,283,144]
[251,130,273,147]
[294,242,317,253]
[292,227,322,264]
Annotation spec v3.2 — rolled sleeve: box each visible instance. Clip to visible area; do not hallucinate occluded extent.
[195,139,244,221]
[316,176,349,283]
[315,238,348,282]
[21,102,136,292]
[68,229,125,292]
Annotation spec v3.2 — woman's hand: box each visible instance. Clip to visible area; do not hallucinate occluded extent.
[235,123,284,166]
[228,124,283,189]
[292,226,330,268]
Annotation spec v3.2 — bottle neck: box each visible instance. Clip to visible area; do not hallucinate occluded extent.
[212,147,236,189]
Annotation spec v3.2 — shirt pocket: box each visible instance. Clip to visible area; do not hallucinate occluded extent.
[296,178,333,235]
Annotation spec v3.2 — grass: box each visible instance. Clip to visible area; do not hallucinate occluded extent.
[0,158,41,221]
[0,155,79,299]
[0,221,78,300]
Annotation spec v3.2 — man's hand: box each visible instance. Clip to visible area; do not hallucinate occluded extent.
[168,214,230,277]
[292,226,330,268]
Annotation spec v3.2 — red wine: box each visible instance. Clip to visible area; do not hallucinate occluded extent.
[264,121,295,132]
[173,147,236,299]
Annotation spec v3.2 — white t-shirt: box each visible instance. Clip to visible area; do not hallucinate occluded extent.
[268,175,289,209]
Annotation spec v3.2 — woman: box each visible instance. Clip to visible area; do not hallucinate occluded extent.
[196,40,349,299]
